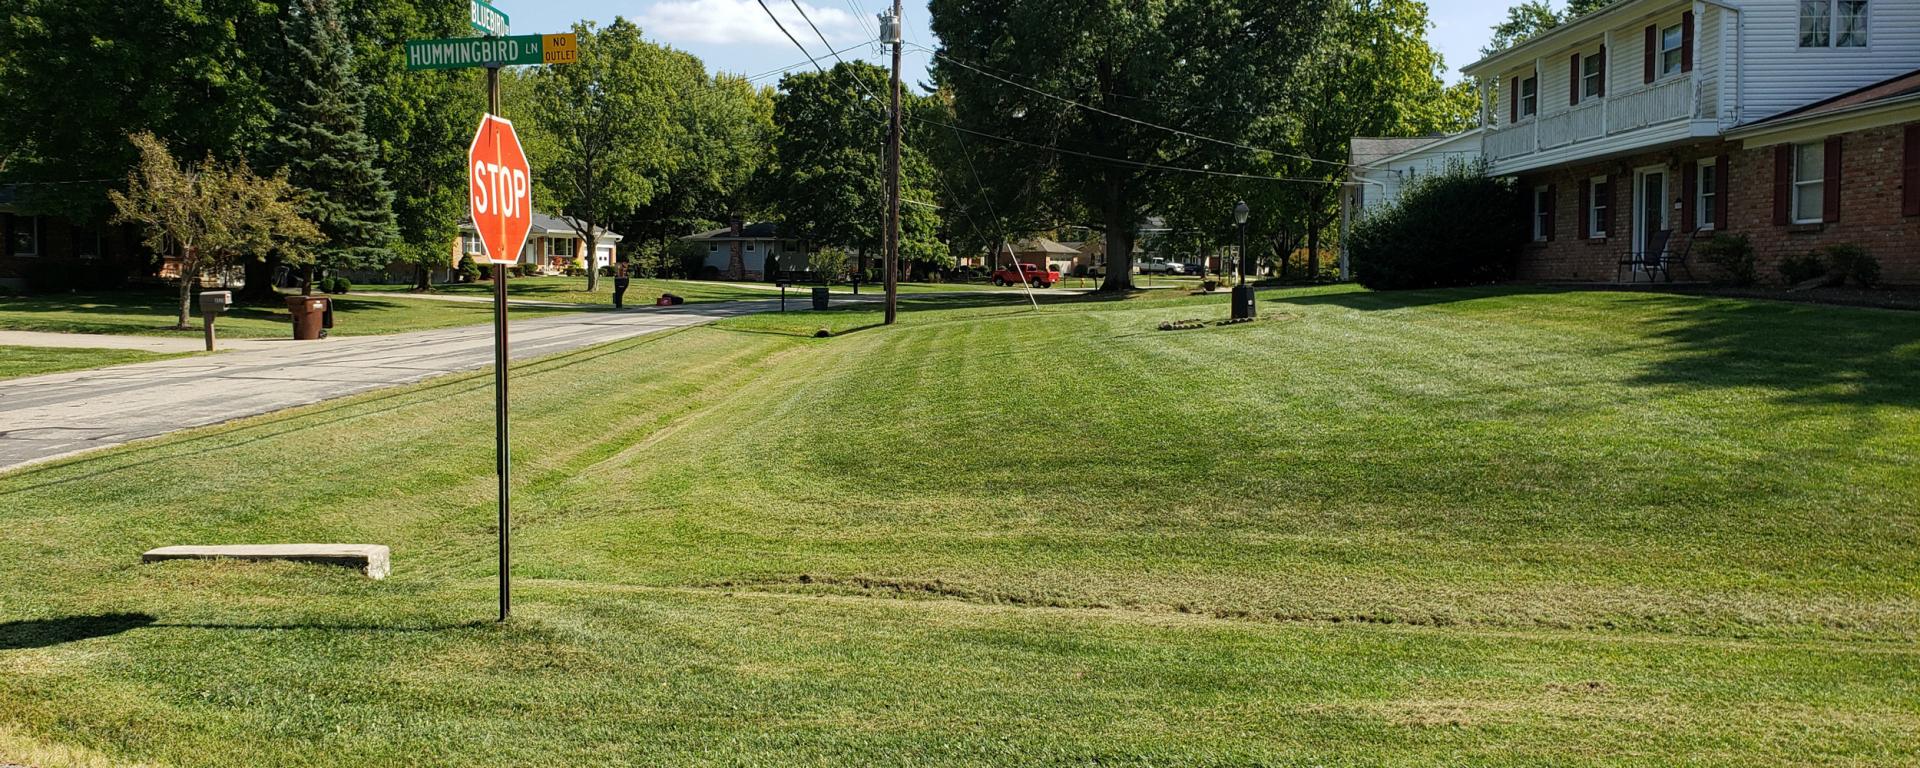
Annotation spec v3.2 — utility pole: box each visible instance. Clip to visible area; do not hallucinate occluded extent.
[882,3,903,325]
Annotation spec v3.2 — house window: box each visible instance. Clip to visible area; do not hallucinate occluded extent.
[1588,177,1610,237]
[1696,160,1717,230]
[709,244,718,252]
[1792,141,1825,224]
[1582,53,1605,98]
[1533,186,1552,241]
[1520,75,1539,117]
[1801,0,1868,48]
[547,238,573,256]
[745,243,756,252]
[9,215,39,257]
[1659,24,1684,76]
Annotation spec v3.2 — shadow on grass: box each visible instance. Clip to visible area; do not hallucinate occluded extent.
[1629,296,1920,409]
[1262,283,1568,311]
[0,612,155,649]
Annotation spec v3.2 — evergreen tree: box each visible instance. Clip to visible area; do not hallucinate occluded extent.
[267,0,398,292]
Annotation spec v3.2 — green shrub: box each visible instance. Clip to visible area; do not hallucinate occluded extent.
[1823,244,1879,288]
[318,275,351,294]
[1695,233,1756,286]
[1347,163,1525,290]
[1777,252,1828,286]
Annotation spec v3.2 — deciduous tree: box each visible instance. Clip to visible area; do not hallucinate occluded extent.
[527,18,676,292]
[930,0,1330,291]
[109,133,320,327]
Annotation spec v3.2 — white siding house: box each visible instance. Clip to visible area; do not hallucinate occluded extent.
[1464,0,1920,178]
[458,212,621,272]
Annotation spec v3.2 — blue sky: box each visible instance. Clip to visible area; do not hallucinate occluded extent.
[513,0,1513,90]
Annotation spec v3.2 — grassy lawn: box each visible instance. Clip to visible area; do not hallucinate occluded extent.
[0,346,186,381]
[359,276,1022,305]
[2,285,1917,765]
[0,289,593,339]
[357,276,778,305]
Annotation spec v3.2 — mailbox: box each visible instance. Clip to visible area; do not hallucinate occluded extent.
[199,290,232,316]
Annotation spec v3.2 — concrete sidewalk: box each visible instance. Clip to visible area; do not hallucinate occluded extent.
[0,330,221,353]
[0,301,773,472]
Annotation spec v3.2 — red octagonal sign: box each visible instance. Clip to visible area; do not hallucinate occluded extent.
[469,114,532,265]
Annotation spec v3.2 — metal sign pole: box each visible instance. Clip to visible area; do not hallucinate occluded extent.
[487,64,511,624]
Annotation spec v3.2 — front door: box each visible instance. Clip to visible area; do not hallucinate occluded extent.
[1634,167,1669,267]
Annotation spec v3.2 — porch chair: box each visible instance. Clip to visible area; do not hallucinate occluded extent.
[1615,227,1701,284]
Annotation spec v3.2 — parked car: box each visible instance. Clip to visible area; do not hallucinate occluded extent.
[992,262,1061,288]
[1138,259,1185,275]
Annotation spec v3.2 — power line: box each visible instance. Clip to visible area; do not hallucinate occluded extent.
[754,0,829,78]
[790,0,888,114]
[912,43,1358,173]
[743,42,874,83]
[910,113,1334,184]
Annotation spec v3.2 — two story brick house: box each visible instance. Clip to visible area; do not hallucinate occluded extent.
[1461,0,1920,284]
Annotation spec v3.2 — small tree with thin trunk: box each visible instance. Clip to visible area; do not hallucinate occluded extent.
[110,132,322,328]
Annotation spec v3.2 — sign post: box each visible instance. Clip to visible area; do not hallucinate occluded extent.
[469,107,532,623]
[406,3,575,623]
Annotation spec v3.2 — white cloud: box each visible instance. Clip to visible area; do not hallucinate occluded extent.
[638,0,869,47]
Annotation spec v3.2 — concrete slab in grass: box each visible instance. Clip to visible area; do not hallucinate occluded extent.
[142,544,391,579]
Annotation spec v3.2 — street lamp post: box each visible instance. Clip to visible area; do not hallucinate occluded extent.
[1231,200,1255,320]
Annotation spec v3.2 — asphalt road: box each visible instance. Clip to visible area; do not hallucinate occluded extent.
[0,301,774,472]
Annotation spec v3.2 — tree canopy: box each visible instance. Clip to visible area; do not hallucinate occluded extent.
[930,0,1334,290]
[770,61,946,277]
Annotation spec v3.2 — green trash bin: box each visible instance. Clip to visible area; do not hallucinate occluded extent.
[811,286,829,310]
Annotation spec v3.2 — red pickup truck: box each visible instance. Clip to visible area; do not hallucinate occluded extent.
[991,262,1060,288]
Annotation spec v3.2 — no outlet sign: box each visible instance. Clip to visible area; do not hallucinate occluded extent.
[469,114,532,265]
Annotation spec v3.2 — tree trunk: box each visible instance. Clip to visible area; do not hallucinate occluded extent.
[176,274,194,330]
[1098,174,1133,292]
[301,264,314,296]
[1307,225,1321,282]
[413,263,431,292]
[584,223,599,292]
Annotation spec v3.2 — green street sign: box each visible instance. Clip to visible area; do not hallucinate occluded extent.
[470,0,509,37]
[405,34,575,70]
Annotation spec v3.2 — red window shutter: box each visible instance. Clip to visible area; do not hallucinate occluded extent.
[1905,126,1920,217]
[1773,144,1792,226]
[1681,160,1698,232]
[1644,25,1657,83]
[1510,77,1519,123]
[1824,136,1843,223]
[1715,154,1730,228]
[1597,46,1607,96]
[1681,12,1695,73]
[1570,53,1583,105]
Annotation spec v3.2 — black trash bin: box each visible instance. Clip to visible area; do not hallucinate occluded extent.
[811,286,829,311]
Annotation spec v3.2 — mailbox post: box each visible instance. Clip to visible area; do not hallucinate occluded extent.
[198,290,232,352]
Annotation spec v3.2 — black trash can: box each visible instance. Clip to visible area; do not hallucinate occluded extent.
[811,286,829,310]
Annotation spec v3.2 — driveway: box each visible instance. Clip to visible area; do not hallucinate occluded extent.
[0,301,772,472]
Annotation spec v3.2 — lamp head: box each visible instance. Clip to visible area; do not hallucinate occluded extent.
[1233,201,1250,225]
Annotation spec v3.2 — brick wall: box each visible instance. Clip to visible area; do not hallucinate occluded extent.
[1511,139,1736,283]
[1726,123,1920,285]
[1511,121,1920,285]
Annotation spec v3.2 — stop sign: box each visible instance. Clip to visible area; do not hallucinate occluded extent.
[468,114,532,265]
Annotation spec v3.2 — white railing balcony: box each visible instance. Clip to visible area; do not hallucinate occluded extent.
[1486,122,1536,162]
[1539,101,1605,150]
[1607,74,1694,135]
